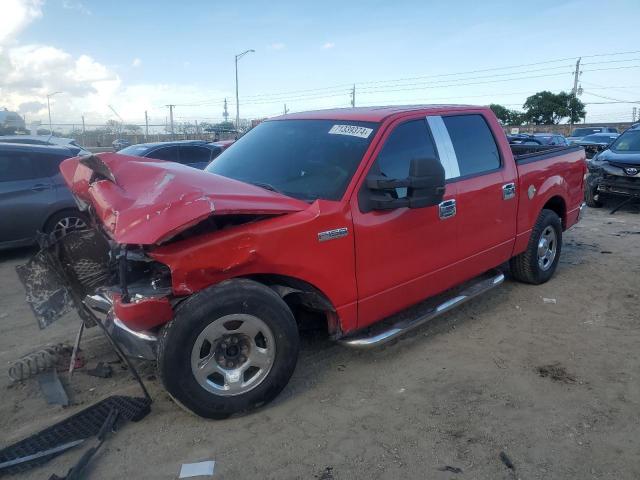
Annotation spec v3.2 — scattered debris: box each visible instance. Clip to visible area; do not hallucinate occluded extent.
[316,466,334,480]
[493,357,507,369]
[542,298,557,304]
[87,362,113,379]
[0,396,151,475]
[37,370,69,406]
[179,460,215,478]
[50,408,119,480]
[438,465,463,474]
[0,440,84,472]
[600,250,613,254]
[618,230,640,235]
[536,363,577,383]
[499,451,515,470]
[8,344,71,382]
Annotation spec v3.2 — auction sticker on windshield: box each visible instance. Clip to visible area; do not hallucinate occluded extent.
[329,124,373,138]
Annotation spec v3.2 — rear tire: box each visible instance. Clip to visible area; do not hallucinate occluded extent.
[510,209,562,285]
[585,185,603,208]
[157,279,299,419]
[44,210,88,240]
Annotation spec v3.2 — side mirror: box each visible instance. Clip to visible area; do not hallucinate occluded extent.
[362,157,445,212]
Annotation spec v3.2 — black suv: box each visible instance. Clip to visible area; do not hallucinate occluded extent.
[586,125,640,209]
[118,140,224,169]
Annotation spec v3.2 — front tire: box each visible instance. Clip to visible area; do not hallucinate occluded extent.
[510,209,562,285]
[585,185,603,208]
[157,279,299,419]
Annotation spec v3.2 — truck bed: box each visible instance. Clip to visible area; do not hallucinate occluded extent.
[511,144,583,163]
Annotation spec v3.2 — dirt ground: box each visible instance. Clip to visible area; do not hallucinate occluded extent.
[1,202,639,480]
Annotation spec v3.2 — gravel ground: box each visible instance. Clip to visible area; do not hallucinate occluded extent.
[1,203,639,480]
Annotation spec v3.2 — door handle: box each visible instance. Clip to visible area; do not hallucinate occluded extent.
[438,199,456,219]
[502,183,516,200]
[31,183,51,192]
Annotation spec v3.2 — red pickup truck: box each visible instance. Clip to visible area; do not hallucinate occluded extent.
[20,105,586,418]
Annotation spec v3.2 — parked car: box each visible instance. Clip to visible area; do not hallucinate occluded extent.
[0,143,87,250]
[532,133,570,146]
[118,140,226,169]
[575,133,620,158]
[112,138,131,151]
[0,135,90,155]
[585,127,640,207]
[20,105,586,418]
[507,134,542,145]
[567,126,618,144]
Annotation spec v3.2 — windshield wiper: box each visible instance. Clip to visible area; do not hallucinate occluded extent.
[250,181,283,194]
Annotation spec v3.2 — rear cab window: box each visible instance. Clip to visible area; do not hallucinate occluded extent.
[442,114,501,177]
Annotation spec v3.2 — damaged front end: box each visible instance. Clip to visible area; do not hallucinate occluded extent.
[588,157,640,199]
[17,227,173,360]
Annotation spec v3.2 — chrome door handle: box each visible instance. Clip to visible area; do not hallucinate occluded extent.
[502,183,516,200]
[31,183,51,192]
[439,199,456,219]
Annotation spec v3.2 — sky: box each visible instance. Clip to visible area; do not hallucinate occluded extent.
[1,0,639,129]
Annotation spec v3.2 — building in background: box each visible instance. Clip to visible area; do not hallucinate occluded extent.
[0,109,26,133]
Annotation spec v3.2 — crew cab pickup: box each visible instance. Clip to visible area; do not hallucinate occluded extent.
[19,105,586,418]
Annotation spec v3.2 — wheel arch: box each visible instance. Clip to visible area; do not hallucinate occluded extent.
[541,195,567,229]
[243,274,341,338]
[42,207,86,232]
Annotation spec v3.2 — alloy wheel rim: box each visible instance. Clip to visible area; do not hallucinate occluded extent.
[190,314,276,396]
[53,216,87,239]
[537,226,557,271]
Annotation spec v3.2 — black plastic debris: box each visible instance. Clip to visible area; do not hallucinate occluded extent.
[499,451,515,471]
[37,370,69,406]
[86,362,113,379]
[438,465,463,474]
[0,396,150,476]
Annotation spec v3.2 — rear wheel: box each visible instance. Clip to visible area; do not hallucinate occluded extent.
[510,209,562,285]
[157,279,299,419]
[585,185,603,208]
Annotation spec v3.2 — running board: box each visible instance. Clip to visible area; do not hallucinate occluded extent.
[338,269,505,348]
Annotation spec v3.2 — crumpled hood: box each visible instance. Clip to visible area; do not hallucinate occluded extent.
[60,153,307,245]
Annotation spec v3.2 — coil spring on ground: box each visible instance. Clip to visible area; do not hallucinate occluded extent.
[8,345,68,382]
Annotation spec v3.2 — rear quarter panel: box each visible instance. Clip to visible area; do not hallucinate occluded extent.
[513,148,586,255]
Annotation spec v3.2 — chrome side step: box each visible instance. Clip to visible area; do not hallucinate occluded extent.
[338,269,505,349]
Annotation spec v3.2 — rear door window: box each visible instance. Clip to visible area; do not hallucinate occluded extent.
[148,146,179,162]
[443,114,500,177]
[0,151,36,182]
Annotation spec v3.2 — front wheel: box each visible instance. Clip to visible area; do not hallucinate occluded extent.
[585,185,603,208]
[510,209,562,285]
[157,279,299,419]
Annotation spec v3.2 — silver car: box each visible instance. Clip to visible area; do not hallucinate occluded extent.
[0,143,87,250]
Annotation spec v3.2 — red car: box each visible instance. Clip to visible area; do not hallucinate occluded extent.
[22,105,586,418]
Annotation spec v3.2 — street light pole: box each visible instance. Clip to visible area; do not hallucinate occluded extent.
[46,91,62,135]
[235,49,255,132]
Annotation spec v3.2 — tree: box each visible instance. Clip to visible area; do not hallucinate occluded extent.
[489,104,524,125]
[123,124,142,134]
[522,91,586,125]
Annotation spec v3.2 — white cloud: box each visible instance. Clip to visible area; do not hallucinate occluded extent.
[0,0,43,45]
[322,42,335,49]
[132,57,141,67]
[62,0,91,15]
[269,42,285,50]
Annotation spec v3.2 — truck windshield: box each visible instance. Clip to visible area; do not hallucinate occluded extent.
[206,119,378,201]
[610,130,640,152]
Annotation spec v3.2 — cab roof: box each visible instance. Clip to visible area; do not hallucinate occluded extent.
[270,105,483,123]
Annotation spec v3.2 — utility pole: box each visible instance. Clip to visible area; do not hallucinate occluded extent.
[633,107,638,123]
[350,84,356,107]
[235,49,255,131]
[81,115,86,147]
[144,110,149,140]
[166,104,175,139]
[570,58,581,131]
[46,91,62,135]
[283,104,289,115]
[223,98,229,123]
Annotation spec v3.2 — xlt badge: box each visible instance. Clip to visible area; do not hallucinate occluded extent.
[318,227,349,242]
